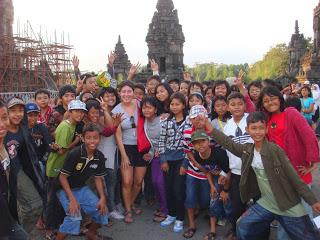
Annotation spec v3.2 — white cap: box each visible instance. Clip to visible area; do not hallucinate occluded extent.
[304,80,310,85]
[68,100,87,111]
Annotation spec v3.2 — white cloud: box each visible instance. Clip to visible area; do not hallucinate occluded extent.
[13,0,318,71]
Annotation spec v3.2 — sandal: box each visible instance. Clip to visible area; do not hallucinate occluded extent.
[183,228,197,238]
[132,206,143,215]
[124,210,133,223]
[203,232,216,240]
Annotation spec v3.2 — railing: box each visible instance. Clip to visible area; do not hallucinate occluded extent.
[0,91,59,102]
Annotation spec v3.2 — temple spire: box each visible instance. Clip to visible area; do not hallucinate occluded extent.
[295,20,299,34]
[118,35,121,44]
[156,0,174,12]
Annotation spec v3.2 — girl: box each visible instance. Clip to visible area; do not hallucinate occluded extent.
[210,96,231,131]
[155,83,174,115]
[247,80,262,106]
[212,80,231,98]
[140,97,168,222]
[188,82,203,96]
[204,87,213,114]
[188,92,206,110]
[180,80,190,98]
[257,86,319,240]
[159,92,188,233]
[300,86,315,126]
[112,81,148,223]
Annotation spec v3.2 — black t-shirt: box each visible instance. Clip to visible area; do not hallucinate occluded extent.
[4,129,26,170]
[59,144,107,189]
[194,146,230,174]
[28,123,53,161]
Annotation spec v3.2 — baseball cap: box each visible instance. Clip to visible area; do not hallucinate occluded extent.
[25,103,40,113]
[304,80,310,85]
[68,100,87,111]
[191,130,210,143]
[189,105,208,119]
[7,97,25,109]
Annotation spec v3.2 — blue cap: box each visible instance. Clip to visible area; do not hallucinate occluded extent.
[25,103,40,113]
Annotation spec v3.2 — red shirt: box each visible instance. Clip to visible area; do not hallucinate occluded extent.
[267,112,285,150]
[37,107,53,127]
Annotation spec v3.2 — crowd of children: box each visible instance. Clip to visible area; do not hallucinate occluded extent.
[1,56,320,240]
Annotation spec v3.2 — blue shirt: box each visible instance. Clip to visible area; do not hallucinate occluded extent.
[301,97,315,120]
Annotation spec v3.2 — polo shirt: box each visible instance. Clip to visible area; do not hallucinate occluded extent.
[59,144,107,189]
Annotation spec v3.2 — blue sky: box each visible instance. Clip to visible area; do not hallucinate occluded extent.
[14,0,319,71]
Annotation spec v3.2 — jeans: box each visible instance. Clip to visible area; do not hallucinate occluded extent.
[237,203,320,240]
[230,173,246,235]
[105,168,120,212]
[164,159,186,221]
[277,185,315,240]
[1,222,30,240]
[151,157,168,214]
[209,176,232,219]
[185,175,210,209]
[57,186,108,235]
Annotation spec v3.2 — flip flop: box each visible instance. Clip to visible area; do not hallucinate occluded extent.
[183,228,197,238]
[124,210,134,223]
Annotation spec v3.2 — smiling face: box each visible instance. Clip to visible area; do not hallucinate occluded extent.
[189,95,203,109]
[192,138,210,154]
[228,98,245,119]
[8,105,24,126]
[169,82,180,93]
[69,109,85,123]
[35,93,50,109]
[103,92,117,108]
[61,92,76,108]
[301,88,310,98]
[120,86,134,104]
[246,121,267,144]
[27,111,40,128]
[262,95,281,114]
[146,79,159,95]
[215,84,227,97]
[0,106,9,140]
[214,99,228,117]
[179,82,189,97]
[87,107,100,123]
[156,85,169,102]
[84,130,100,152]
[142,102,157,119]
[134,88,145,101]
[249,86,261,102]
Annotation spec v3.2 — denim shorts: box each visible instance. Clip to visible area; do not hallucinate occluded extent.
[57,186,108,235]
[184,175,210,209]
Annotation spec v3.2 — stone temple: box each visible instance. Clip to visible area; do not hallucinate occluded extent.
[146,0,185,81]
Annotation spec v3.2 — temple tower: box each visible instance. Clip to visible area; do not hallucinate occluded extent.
[113,35,131,81]
[146,0,185,80]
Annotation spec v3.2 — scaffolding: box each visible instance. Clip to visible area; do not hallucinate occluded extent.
[0,20,74,94]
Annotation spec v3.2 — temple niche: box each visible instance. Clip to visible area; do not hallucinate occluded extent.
[146,0,185,81]
[113,35,131,81]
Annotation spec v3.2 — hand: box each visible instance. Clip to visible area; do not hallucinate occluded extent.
[128,62,141,80]
[197,114,213,132]
[143,153,152,161]
[312,202,320,213]
[72,56,79,68]
[161,162,169,173]
[210,187,217,198]
[220,191,229,204]
[179,166,187,175]
[121,155,130,169]
[160,113,169,121]
[97,97,109,111]
[297,164,316,176]
[68,197,80,216]
[112,113,124,128]
[150,59,159,72]
[154,150,160,158]
[234,70,246,90]
[76,76,85,92]
[108,51,117,66]
[49,143,60,151]
[218,175,227,185]
[96,197,107,215]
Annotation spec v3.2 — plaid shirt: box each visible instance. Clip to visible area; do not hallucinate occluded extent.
[158,117,190,154]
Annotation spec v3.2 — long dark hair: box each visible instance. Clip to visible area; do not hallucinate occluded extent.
[155,83,174,114]
[98,87,120,109]
[212,80,231,97]
[168,92,188,120]
[211,95,231,121]
[299,86,313,98]
[257,86,286,114]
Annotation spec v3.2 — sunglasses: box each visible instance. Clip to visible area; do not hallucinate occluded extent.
[130,116,136,129]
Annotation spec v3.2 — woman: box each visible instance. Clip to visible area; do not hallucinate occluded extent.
[155,82,174,116]
[112,81,148,223]
[300,86,315,126]
[257,86,319,240]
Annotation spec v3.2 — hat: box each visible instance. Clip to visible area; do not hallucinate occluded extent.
[304,80,310,85]
[189,105,208,119]
[7,97,25,109]
[191,130,210,143]
[68,100,87,111]
[25,103,40,113]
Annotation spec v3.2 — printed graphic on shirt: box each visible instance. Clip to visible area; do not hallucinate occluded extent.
[6,140,19,159]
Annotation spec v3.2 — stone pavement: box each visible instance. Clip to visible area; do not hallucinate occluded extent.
[30,168,320,240]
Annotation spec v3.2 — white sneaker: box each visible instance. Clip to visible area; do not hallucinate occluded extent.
[217,218,227,226]
[160,215,176,227]
[109,210,125,220]
[173,220,184,233]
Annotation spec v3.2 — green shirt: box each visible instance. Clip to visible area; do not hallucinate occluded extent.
[252,150,306,217]
[46,120,76,178]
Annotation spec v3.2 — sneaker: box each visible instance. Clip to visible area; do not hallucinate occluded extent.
[160,215,176,227]
[173,220,184,233]
[217,218,227,226]
[109,210,125,220]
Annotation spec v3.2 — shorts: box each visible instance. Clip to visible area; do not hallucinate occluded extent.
[123,145,148,167]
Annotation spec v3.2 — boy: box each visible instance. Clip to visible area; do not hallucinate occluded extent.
[55,123,111,240]
[222,92,253,238]
[190,130,231,240]
[45,99,86,236]
[0,99,30,239]
[202,111,320,240]
[4,97,44,233]
[35,88,53,127]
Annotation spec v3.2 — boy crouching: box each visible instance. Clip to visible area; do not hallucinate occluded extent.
[56,123,112,240]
